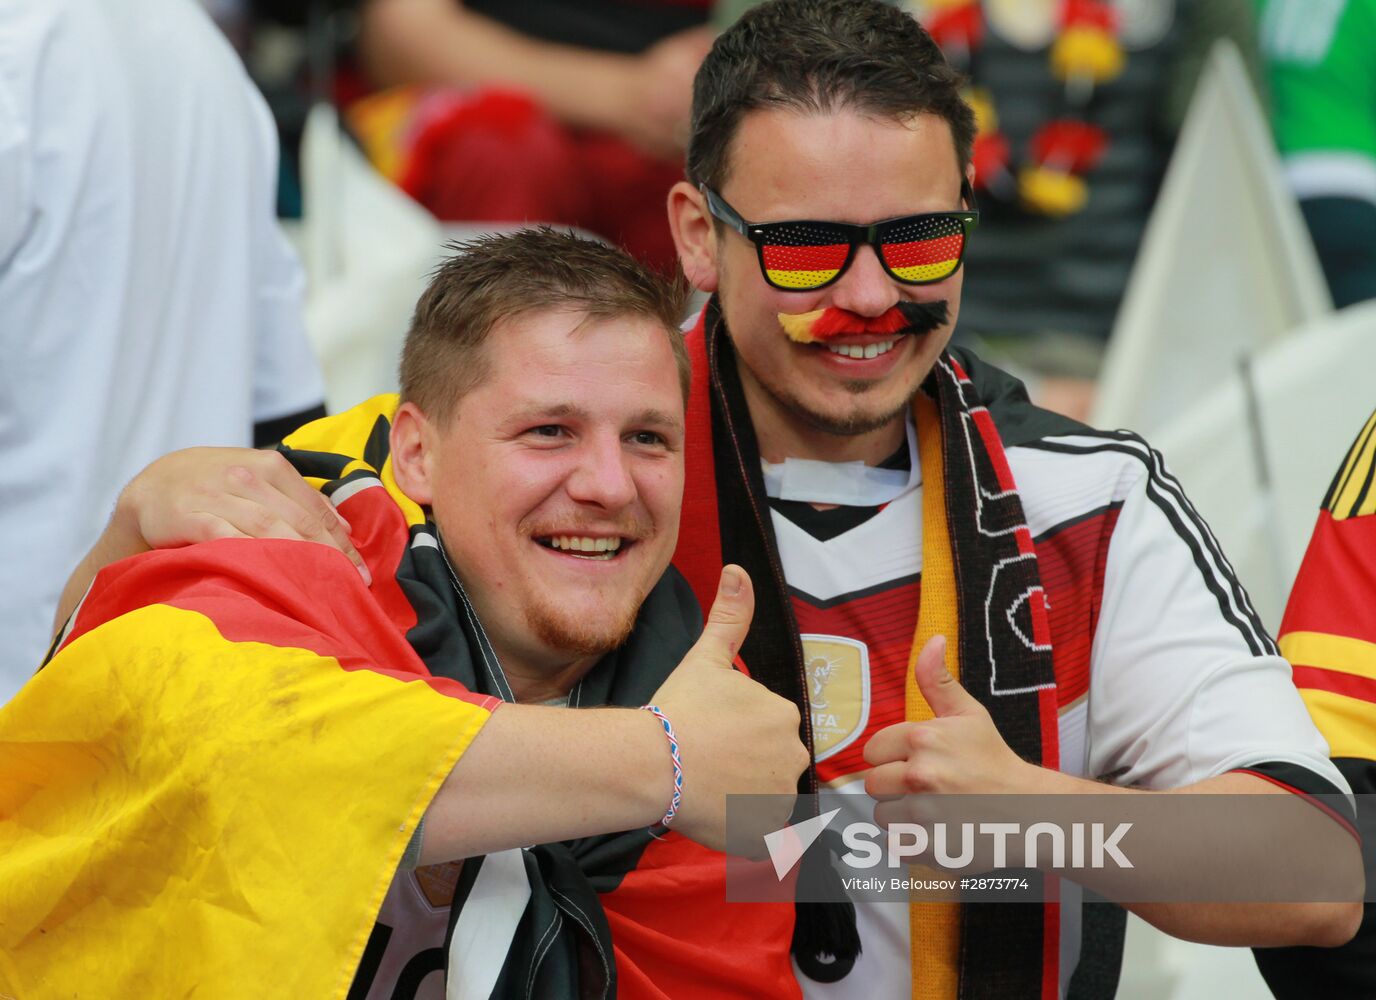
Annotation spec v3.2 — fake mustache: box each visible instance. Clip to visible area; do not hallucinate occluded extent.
[778,301,950,344]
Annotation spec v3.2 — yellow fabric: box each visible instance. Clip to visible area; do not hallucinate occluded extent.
[283,393,428,529]
[1018,166,1089,217]
[907,391,962,1000]
[0,604,489,998]
[964,86,999,135]
[1328,409,1376,519]
[1298,688,1376,759]
[1051,27,1125,84]
[347,86,423,183]
[1281,631,1376,682]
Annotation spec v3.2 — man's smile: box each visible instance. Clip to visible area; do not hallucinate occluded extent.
[534,534,636,561]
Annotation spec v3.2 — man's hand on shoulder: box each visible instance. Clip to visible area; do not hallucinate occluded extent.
[53,447,369,636]
[115,447,368,580]
[650,565,810,852]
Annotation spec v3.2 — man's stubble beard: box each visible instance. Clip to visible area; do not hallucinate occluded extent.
[524,594,639,659]
[753,353,923,438]
[779,380,913,437]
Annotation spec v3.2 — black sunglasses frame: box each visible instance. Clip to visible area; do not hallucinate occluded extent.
[700,182,980,292]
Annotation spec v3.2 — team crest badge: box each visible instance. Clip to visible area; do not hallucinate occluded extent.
[801,634,871,760]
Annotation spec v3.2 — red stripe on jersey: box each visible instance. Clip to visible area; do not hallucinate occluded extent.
[1280,510,1376,646]
[1033,505,1122,706]
[1291,664,1376,704]
[793,577,922,784]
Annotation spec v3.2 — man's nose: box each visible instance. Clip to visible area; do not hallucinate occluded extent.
[566,435,638,510]
[827,244,900,317]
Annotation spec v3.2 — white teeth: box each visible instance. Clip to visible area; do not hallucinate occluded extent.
[827,339,896,360]
[547,535,623,555]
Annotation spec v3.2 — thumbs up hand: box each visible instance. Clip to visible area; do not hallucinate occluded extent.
[861,635,1035,799]
[649,566,809,853]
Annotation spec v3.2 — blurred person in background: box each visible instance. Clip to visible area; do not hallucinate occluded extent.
[247,0,715,271]
[0,0,325,699]
[901,0,1265,419]
[1258,0,1376,308]
[1252,406,1376,996]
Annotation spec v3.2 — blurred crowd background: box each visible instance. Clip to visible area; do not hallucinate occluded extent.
[2,1,1374,994]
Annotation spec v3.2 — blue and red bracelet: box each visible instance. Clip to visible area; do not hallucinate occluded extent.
[640,704,682,828]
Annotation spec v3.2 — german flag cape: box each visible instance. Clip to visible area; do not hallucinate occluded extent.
[1255,407,1376,996]
[0,398,507,998]
[674,303,1061,1000]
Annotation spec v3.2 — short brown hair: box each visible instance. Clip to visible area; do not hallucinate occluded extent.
[687,0,975,191]
[399,228,692,422]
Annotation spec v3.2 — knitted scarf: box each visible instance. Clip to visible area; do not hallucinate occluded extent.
[673,302,1062,1000]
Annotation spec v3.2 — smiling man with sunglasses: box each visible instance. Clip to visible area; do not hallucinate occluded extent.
[45,0,1362,997]
[661,1,1358,996]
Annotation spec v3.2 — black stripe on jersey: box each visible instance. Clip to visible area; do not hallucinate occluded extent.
[346,921,394,1000]
[1031,500,1126,545]
[769,498,885,541]
[1253,755,1376,1000]
[1233,760,1358,825]
[1018,432,1277,658]
[787,572,922,611]
[1323,408,1376,518]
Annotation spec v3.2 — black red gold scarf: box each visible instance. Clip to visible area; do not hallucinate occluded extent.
[674,302,1061,999]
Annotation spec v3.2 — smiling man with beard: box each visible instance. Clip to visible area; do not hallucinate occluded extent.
[2,229,808,999]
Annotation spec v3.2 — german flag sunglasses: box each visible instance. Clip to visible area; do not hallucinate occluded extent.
[701,182,979,293]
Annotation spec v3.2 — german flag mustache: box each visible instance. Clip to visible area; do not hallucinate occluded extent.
[777,301,950,344]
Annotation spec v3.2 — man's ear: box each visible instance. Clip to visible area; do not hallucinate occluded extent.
[667,180,720,293]
[389,401,435,506]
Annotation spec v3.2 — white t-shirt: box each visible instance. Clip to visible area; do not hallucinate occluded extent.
[0,0,324,694]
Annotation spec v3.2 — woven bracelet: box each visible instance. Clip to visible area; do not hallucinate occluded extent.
[640,704,682,828]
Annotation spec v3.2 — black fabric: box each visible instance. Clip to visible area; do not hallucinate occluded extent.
[703,306,815,792]
[1300,196,1376,310]
[1254,756,1376,998]
[1066,899,1128,1000]
[255,0,707,51]
[770,499,883,541]
[701,303,860,978]
[253,402,327,448]
[467,0,709,54]
[1234,760,1359,820]
[282,425,702,1000]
